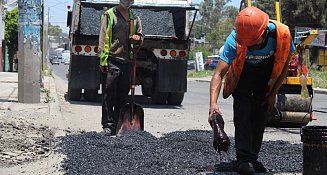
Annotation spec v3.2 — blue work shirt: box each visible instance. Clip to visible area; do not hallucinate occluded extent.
[220,22,296,65]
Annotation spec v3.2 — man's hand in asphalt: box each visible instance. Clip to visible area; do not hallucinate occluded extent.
[131,34,141,42]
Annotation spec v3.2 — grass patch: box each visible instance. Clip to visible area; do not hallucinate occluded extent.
[187,68,327,89]
[187,70,214,78]
[43,67,52,77]
[310,69,327,89]
[41,88,55,103]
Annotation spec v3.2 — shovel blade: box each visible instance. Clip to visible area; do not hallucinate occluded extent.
[116,103,144,136]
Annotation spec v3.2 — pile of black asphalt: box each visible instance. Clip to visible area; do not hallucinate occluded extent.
[80,7,104,35]
[79,8,176,36]
[134,10,176,36]
[57,130,302,175]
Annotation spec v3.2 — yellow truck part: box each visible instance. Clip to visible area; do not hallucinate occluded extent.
[283,77,312,85]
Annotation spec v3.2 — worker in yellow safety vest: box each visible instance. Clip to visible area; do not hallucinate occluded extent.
[98,0,143,136]
[209,6,295,174]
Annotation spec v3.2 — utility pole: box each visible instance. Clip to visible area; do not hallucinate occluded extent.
[18,0,42,103]
[41,0,44,72]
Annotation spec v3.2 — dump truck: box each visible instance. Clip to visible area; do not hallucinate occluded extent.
[66,0,198,105]
[240,0,317,127]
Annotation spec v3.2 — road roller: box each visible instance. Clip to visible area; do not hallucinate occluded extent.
[266,30,320,127]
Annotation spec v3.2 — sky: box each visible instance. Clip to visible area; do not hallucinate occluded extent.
[45,0,240,34]
[45,0,73,33]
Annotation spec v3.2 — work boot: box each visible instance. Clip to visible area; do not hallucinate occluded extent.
[101,127,116,136]
[237,162,255,175]
[253,161,267,173]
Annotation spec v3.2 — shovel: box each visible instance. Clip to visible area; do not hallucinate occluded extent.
[116,47,144,136]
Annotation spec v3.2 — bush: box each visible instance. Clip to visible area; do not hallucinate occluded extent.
[310,69,327,89]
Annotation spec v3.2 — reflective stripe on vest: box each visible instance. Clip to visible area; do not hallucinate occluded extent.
[222,20,291,99]
[100,8,135,66]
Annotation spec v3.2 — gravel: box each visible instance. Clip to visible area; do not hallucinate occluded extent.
[79,8,175,36]
[80,7,104,35]
[58,130,303,174]
[133,10,175,36]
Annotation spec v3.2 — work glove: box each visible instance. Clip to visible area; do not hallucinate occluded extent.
[209,113,230,152]
[130,34,142,45]
[100,65,108,73]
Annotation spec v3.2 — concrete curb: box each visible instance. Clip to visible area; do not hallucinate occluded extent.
[313,88,327,95]
[46,76,66,137]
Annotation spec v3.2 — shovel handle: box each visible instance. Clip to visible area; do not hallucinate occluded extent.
[131,47,140,96]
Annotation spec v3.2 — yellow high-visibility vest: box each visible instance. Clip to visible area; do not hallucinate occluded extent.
[100,8,136,66]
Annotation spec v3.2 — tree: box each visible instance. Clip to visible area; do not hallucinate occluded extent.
[4,8,18,72]
[281,0,327,28]
[199,0,231,29]
[48,23,62,37]
[196,1,237,49]
[251,0,327,28]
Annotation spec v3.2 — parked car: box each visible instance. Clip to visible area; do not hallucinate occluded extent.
[206,59,219,70]
[63,58,70,65]
[187,60,195,70]
[51,56,60,65]
[204,55,219,70]
[55,48,64,59]
[61,51,70,63]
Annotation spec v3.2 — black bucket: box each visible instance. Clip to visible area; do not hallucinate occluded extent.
[301,126,327,175]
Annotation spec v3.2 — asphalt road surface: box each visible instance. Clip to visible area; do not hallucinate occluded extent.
[50,62,327,127]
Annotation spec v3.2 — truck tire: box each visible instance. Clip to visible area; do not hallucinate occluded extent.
[152,91,168,105]
[168,92,184,105]
[68,88,82,101]
[84,89,98,102]
[141,85,153,97]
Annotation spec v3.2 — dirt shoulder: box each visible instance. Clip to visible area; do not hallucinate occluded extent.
[0,74,66,174]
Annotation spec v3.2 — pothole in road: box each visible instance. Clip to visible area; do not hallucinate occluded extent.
[0,121,55,167]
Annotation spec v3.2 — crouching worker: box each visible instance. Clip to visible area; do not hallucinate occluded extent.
[209,6,295,174]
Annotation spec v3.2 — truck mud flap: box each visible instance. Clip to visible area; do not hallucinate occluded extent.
[69,56,100,89]
[156,59,187,93]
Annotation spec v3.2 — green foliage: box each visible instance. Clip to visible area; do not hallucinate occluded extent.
[43,67,53,77]
[187,67,327,89]
[192,0,326,59]
[252,0,277,19]
[310,69,327,89]
[48,23,63,37]
[189,46,211,60]
[4,8,18,72]
[41,88,55,103]
[187,70,214,78]
[251,0,327,28]
[207,17,234,47]
[281,0,327,28]
[193,1,237,50]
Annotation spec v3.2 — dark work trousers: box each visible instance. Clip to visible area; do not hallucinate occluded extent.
[101,59,131,131]
[232,58,274,164]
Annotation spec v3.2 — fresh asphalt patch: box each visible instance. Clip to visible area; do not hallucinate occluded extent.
[57,131,302,174]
